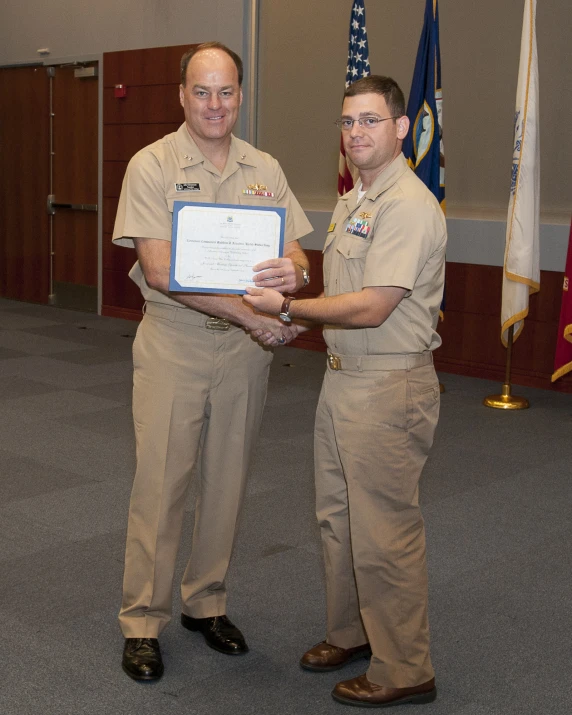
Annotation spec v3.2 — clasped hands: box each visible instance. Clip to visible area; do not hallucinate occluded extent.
[244,257,298,348]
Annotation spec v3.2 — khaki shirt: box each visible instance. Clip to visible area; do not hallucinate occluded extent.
[323,153,446,356]
[113,123,312,308]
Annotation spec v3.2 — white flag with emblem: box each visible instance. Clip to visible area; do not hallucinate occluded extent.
[501,0,540,346]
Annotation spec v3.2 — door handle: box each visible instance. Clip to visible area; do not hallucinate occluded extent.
[47,194,98,214]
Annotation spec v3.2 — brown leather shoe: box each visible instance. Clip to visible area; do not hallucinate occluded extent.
[300,641,371,672]
[332,674,437,707]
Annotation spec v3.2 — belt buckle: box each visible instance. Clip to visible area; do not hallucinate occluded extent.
[205,317,230,331]
[328,354,341,370]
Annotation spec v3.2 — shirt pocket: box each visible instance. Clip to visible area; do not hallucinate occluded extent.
[335,234,371,293]
[165,192,213,212]
[336,234,370,259]
[236,193,278,207]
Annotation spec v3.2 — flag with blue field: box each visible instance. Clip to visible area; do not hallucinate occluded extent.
[403,0,445,212]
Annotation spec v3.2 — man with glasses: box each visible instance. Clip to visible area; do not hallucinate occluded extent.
[245,75,446,708]
[113,41,312,681]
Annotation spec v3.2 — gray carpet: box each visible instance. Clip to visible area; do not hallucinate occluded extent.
[0,296,571,715]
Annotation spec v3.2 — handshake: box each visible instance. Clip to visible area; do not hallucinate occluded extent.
[246,314,305,348]
[243,256,309,348]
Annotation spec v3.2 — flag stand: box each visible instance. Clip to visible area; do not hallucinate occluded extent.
[483,325,529,409]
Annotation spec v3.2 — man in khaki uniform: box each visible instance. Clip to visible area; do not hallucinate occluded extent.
[113,42,312,681]
[245,75,446,708]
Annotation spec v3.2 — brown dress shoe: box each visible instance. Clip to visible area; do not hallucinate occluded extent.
[332,674,437,707]
[300,641,372,672]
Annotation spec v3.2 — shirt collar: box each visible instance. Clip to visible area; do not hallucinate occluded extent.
[364,153,409,200]
[338,153,409,206]
[174,124,204,168]
[227,135,258,168]
[174,124,258,169]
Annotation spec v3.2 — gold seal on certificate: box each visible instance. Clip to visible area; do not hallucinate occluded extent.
[169,201,286,294]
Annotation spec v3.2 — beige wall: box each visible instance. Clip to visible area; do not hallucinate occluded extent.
[0,0,252,137]
[2,0,569,219]
[258,0,571,219]
[0,0,246,64]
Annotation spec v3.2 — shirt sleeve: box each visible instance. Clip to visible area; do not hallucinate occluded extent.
[112,150,171,248]
[362,197,442,291]
[271,158,313,244]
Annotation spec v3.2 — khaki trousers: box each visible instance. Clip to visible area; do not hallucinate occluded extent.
[314,356,439,688]
[119,304,273,638]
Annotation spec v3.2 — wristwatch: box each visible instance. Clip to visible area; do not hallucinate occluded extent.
[279,296,296,323]
[296,264,310,287]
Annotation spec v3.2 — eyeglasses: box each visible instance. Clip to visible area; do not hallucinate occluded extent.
[334,116,399,131]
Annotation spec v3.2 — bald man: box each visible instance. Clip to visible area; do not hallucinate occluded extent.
[113,41,312,680]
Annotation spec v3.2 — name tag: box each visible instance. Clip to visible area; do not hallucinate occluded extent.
[175,183,201,192]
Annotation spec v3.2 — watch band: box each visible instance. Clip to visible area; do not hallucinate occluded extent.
[296,263,310,287]
[279,296,296,323]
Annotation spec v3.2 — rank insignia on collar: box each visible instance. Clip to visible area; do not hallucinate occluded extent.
[327,223,336,233]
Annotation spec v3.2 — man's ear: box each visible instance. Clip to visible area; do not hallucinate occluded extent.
[397,115,410,139]
[179,85,185,108]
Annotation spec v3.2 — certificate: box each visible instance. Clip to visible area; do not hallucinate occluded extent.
[169,201,286,294]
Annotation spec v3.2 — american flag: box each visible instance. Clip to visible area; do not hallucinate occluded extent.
[338,0,370,196]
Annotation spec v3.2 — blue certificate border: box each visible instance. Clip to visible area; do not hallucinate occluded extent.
[169,201,286,294]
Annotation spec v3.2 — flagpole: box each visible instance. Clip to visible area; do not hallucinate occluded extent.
[483,325,529,409]
[486,0,538,410]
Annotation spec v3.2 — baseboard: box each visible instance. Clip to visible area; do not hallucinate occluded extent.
[434,356,572,393]
[101,305,142,322]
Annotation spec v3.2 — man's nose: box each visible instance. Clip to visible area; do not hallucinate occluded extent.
[208,93,222,109]
[349,120,363,137]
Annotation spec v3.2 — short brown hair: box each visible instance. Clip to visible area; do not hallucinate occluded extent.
[180,42,243,87]
[344,76,406,119]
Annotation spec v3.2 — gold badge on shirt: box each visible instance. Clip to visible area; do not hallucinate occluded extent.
[243,183,275,198]
[359,212,372,219]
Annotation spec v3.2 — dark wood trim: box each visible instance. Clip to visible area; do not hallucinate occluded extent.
[101,305,142,321]
[289,252,572,393]
[434,356,572,394]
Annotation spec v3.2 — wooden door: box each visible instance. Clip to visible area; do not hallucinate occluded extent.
[0,66,50,303]
[102,44,194,319]
[50,63,98,311]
